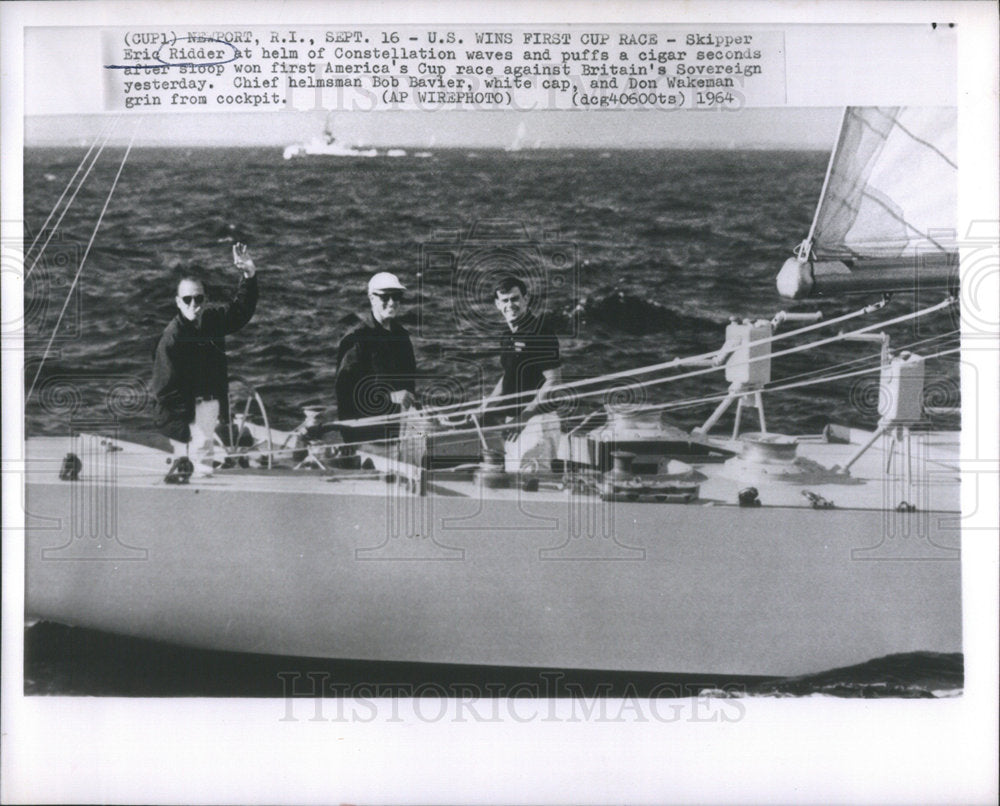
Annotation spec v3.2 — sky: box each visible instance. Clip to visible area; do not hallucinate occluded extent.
[25,108,845,149]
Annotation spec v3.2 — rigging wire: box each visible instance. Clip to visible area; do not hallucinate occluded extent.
[611,333,962,424]
[325,302,885,429]
[94,341,963,478]
[235,344,962,457]
[26,123,139,404]
[438,299,894,415]
[764,328,960,389]
[328,296,957,430]
[25,117,119,259]
[180,306,962,464]
[596,345,963,422]
[24,116,123,280]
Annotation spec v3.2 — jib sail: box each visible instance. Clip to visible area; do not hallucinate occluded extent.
[778,107,958,298]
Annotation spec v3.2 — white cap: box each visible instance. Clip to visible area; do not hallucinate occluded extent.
[368,272,406,294]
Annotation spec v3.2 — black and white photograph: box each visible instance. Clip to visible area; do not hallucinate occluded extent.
[3,1,997,804]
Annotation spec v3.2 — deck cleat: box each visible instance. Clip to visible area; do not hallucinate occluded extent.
[164,456,194,484]
[58,453,82,481]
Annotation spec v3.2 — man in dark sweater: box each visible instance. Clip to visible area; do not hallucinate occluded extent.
[481,275,562,423]
[152,244,259,474]
[334,272,417,445]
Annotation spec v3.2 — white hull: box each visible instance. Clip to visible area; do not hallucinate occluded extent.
[24,428,961,677]
[282,139,408,159]
[283,138,378,159]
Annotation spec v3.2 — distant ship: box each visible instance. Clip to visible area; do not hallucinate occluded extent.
[282,138,378,160]
[414,134,436,158]
[283,115,403,159]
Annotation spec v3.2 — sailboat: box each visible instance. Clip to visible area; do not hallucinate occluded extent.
[23,108,962,685]
[505,120,527,152]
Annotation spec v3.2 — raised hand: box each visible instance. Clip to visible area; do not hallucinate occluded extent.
[233,242,256,278]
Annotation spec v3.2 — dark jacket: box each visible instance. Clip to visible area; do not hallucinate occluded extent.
[498,312,561,414]
[334,310,416,423]
[152,275,258,442]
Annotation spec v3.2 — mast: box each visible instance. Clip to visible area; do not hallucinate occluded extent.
[800,107,849,259]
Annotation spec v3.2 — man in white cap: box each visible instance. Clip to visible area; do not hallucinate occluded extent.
[334,271,417,444]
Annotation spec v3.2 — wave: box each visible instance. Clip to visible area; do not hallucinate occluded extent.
[555,286,717,335]
[639,221,714,240]
[700,652,964,698]
[23,147,958,438]
[172,215,255,246]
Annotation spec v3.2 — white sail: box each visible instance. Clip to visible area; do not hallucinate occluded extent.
[505,121,527,152]
[779,107,958,298]
[811,107,957,260]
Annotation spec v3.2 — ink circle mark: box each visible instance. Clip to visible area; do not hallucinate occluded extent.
[152,36,240,68]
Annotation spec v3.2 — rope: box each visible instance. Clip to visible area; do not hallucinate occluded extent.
[26,124,138,403]
[95,340,962,478]
[609,344,962,421]
[201,300,958,461]
[760,329,960,390]
[328,299,888,429]
[24,117,123,280]
[220,341,962,461]
[758,345,960,400]
[327,296,956,430]
[540,297,955,411]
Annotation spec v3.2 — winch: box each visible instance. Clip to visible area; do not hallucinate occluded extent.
[596,450,701,503]
[721,431,813,482]
[567,406,731,473]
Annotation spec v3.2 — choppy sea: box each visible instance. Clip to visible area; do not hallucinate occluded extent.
[21,146,962,695]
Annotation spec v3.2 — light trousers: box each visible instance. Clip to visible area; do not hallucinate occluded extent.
[169,398,220,468]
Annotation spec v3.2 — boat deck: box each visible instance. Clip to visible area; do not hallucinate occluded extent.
[20,426,963,677]
[24,426,961,513]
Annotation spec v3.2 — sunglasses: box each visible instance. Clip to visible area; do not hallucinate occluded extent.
[181,294,205,305]
[373,291,404,302]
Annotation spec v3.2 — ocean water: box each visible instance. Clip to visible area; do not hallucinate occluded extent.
[21,147,962,695]
[23,146,961,436]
